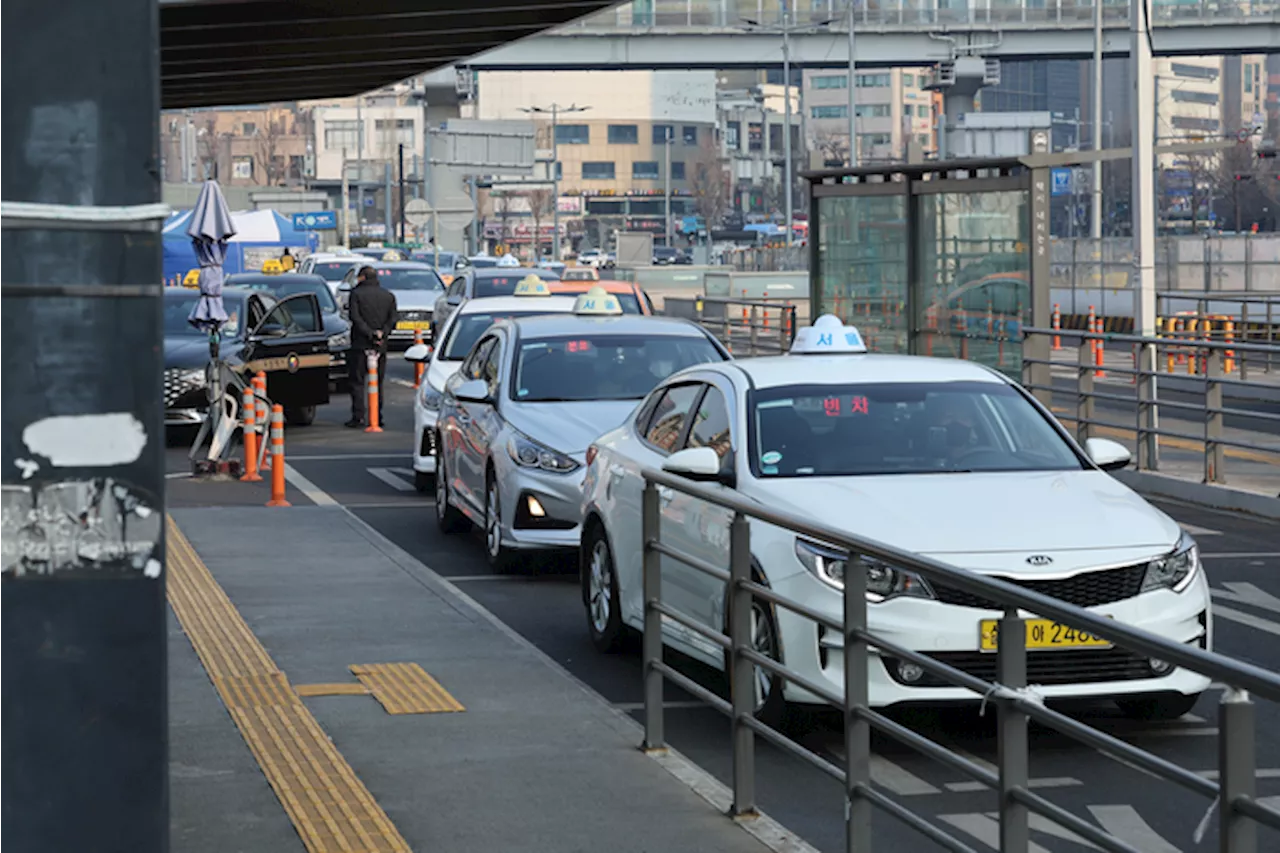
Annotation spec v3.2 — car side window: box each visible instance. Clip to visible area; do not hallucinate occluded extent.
[247,295,268,329]
[448,279,466,299]
[643,384,703,454]
[461,337,495,381]
[685,385,732,469]
[481,336,503,393]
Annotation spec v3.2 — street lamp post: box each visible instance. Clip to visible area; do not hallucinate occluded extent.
[664,127,673,247]
[520,102,590,262]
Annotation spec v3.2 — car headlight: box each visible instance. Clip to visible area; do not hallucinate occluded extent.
[794,539,933,602]
[420,384,443,412]
[1142,533,1200,593]
[327,331,351,351]
[507,431,580,474]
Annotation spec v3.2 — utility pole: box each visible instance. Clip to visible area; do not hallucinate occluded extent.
[519,102,590,262]
[1131,0,1156,336]
[847,0,858,167]
[341,148,351,248]
[3,0,167,847]
[1091,0,1104,239]
[397,142,406,243]
[356,96,365,238]
[664,126,673,247]
[783,19,794,246]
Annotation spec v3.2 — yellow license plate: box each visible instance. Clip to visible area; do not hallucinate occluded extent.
[396,320,431,331]
[979,618,1112,652]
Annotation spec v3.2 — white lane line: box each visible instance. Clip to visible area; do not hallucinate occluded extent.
[282,463,338,506]
[367,466,415,492]
[1259,795,1280,810]
[389,467,417,478]
[1197,768,1280,780]
[938,813,1056,853]
[446,575,529,583]
[165,471,192,479]
[951,748,998,778]
[945,777,1082,793]
[1201,552,1280,560]
[1181,523,1222,536]
[1213,604,1280,637]
[345,501,431,509]
[391,378,416,388]
[288,453,411,462]
[612,700,710,711]
[1088,805,1181,853]
[869,755,941,796]
[1026,813,1103,850]
[1127,727,1218,737]
[1213,582,1280,615]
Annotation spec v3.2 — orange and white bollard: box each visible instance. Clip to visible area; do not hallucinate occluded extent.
[265,405,290,507]
[253,372,270,472]
[762,291,769,329]
[365,350,383,434]
[1224,320,1236,374]
[1052,303,1062,351]
[412,330,426,388]
[1093,316,1106,378]
[240,385,261,482]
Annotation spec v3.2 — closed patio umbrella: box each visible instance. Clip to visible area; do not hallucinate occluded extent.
[186,180,236,353]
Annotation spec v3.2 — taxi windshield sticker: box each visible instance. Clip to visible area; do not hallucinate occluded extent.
[761,451,782,465]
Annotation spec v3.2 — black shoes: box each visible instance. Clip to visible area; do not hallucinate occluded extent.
[345,418,365,428]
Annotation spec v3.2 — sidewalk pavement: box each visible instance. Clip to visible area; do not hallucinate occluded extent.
[168,504,804,853]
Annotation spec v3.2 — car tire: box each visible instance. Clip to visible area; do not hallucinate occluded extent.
[484,472,516,572]
[434,446,468,534]
[284,404,316,427]
[583,523,625,653]
[1115,692,1202,721]
[724,587,787,729]
[414,470,433,493]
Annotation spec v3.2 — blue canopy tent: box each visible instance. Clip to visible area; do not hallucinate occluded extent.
[163,209,318,283]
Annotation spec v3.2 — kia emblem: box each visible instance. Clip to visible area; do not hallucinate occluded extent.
[1026,555,1053,566]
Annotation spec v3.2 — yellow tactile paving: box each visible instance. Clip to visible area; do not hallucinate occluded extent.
[165,516,412,853]
[294,682,373,698]
[351,663,465,715]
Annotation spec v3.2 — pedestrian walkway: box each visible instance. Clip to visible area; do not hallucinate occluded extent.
[167,505,800,853]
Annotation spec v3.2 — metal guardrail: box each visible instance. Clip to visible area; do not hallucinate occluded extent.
[638,470,1280,853]
[664,295,800,356]
[1020,327,1280,483]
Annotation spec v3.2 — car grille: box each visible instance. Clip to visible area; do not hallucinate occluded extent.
[398,309,431,322]
[163,367,207,409]
[932,563,1147,610]
[884,648,1159,687]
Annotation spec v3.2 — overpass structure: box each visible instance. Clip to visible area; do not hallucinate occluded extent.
[469,0,1280,69]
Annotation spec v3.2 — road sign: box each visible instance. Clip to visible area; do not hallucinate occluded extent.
[1051,168,1072,196]
[404,198,431,227]
[292,210,337,231]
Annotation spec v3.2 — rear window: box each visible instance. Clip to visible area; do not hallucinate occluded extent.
[473,276,523,298]
[312,261,356,278]
[373,268,444,292]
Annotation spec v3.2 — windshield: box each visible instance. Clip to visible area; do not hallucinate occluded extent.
[470,256,498,268]
[474,271,563,298]
[441,310,567,360]
[512,334,724,402]
[164,295,241,338]
[372,267,444,292]
[311,261,359,280]
[227,276,339,314]
[750,381,1083,478]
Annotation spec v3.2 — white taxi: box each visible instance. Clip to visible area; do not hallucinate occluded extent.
[580,315,1211,721]
[404,276,576,491]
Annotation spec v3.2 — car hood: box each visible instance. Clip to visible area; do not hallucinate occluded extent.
[505,400,640,455]
[322,313,349,337]
[759,470,1181,575]
[165,335,232,370]
[390,290,441,312]
[426,358,463,391]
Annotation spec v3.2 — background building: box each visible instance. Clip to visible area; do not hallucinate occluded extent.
[802,68,938,163]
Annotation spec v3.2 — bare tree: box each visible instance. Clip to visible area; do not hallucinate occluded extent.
[198,118,223,181]
[813,130,849,168]
[688,139,731,227]
[494,192,514,246]
[525,188,555,259]
[253,118,286,186]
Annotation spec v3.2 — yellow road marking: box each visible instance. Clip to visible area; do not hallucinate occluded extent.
[166,517,412,853]
[295,683,373,698]
[351,663,465,715]
[1049,408,1278,465]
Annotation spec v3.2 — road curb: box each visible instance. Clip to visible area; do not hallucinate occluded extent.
[1113,469,1280,522]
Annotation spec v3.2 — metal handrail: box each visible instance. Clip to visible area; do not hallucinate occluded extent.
[639,469,1280,853]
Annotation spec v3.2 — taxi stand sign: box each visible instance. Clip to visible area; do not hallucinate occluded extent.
[514,275,552,297]
[790,314,868,354]
[574,286,623,316]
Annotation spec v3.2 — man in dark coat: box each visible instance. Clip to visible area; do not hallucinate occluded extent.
[346,266,397,427]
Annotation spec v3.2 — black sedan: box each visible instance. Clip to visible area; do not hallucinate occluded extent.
[225,273,350,390]
[164,288,331,428]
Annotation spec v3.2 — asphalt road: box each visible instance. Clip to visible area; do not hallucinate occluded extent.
[166,359,1280,853]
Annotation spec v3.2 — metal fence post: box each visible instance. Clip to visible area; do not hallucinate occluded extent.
[1077,333,1095,444]
[1205,349,1225,484]
[749,304,760,355]
[997,609,1029,852]
[1219,687,1257,853]
[642,481,665,751]
[844,556,872,853]
[1136,342,1159,470]
[728,512,756,817]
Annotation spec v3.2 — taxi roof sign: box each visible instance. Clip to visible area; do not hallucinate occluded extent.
[790,314,867,355]
[381,249,405,262]
[573,285,623,316]
[514,274,552,297]
[183,268,201,288]
[261,258,284,275]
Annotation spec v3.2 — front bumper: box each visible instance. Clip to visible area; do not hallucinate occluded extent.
[772,569,1213,709]
[412,396,439,475]
[496,460,586,551]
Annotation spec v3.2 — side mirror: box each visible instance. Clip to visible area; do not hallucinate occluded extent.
[255,322,288,338]
[1085,437,1131,472]
[662,447,734,487]
[447,295,461,306]
[404,343,433,363]
[454,378,491,405]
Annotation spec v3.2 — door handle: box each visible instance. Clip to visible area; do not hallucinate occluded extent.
[608,464,625,481]
[657,486,675,507]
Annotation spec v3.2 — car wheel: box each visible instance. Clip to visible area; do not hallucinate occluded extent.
[283,404,316,427]
[724,593,787,728]
[484,473,515,572]
[583,524,624,653]
[434,446,467,534]
[414,470,432,493]
[1116,692,1201,721]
